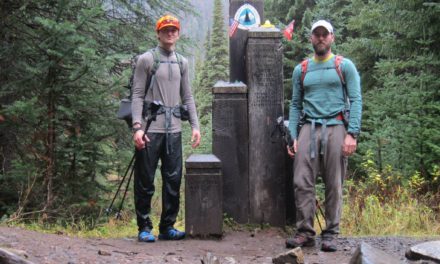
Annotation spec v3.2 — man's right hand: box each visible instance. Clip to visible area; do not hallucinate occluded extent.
[133,130,150,149]
[286,139,298,158]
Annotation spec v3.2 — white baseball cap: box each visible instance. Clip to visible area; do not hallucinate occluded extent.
[311,20,333,33]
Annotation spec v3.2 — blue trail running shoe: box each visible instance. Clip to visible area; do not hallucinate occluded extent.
[158,228,186,240]
[138,231,155,242]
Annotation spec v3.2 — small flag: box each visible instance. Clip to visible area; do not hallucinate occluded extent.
[283,19,295,40]
[229,18,239,38]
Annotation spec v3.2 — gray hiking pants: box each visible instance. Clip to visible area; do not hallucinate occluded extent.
[294,123,347,237]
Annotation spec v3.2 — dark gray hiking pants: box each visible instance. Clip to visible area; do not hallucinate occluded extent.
[294,124,347,237]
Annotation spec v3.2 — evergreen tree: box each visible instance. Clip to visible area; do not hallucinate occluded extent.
[0,0,193,221]
[266,0,440,189]
[207,0,229,83]
[342,0,440,186]
[189,0,229,155]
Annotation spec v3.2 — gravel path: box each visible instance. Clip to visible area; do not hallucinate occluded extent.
[0,226,438,263]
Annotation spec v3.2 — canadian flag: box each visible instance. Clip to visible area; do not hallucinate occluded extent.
[283,20,295,40]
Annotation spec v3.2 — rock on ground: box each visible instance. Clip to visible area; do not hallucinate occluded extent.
[406,241,440,263]
[349,242,401,264]
[272,247,304,264]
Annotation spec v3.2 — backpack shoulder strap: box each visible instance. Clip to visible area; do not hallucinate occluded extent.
[149,47,161,75]
[334,55,345,85]
[142,48,160,94]
[300,59,309,88]
[335,55,350,107]
[299,58,309,101]
[174,51,184,76]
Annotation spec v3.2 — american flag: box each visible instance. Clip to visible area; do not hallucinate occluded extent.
[229,19,239,38]
[283,19,295,40]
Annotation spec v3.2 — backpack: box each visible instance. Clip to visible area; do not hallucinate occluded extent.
[117,48,184,126]
[300,55,345,94]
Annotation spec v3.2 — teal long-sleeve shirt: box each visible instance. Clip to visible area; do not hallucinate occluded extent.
[288,54,362,139]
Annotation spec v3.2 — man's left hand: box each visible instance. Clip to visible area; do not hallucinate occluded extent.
[342,134,357,156]
[191,129,201,148]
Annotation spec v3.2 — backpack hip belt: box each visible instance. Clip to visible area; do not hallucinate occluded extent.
[148,104,187,154]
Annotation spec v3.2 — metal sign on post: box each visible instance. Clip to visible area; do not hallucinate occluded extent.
[234,3,261,30]
[229,0,264,83]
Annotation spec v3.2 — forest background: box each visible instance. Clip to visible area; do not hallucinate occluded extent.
[0,0,439,237]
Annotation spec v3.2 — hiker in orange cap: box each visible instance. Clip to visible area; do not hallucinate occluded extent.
[132,14,201,242]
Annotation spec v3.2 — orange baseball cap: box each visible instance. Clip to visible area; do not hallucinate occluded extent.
[156,15,180,31]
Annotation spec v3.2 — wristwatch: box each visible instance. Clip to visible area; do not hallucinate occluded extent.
[348,132,359,139]
[132,123,142,133]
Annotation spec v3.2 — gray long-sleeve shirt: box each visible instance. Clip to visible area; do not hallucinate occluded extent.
[131,46,199,133]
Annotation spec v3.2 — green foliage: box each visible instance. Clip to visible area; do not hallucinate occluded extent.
[265,0,440,236]
[342,192,438,236]
[342,151,440,236]
[189,0,229,156]
[342,0,440,185]
[266,0,440,191]
[1,0,438,235]
[0,0,193,222]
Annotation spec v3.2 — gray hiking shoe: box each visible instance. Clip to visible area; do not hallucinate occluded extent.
[286,233,316,248]
[321,236,337,252]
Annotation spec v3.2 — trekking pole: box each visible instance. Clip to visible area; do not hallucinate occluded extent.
[315,211,323,232]
[115,163,135,219]
[315,198,326,232]
[316,198,326,220]
[106,154,136,216]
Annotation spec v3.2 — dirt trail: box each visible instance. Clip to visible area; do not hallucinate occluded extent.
[0,226,437,264]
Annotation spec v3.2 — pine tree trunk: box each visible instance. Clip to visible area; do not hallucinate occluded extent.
[43,65,57,211]
[45,95,55,210]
